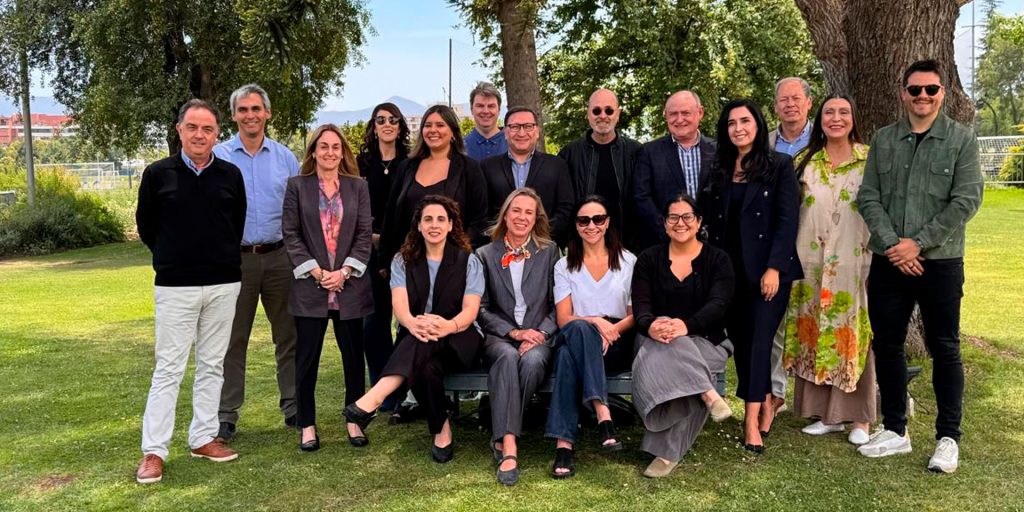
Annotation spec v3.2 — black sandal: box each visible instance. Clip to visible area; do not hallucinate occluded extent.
[343,403,376,432]
[597,420,623,452]
[551,447,576,479]
[496,455,519,486]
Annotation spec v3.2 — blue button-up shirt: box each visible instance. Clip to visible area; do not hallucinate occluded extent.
[675,134,702,197]
[181,150,215,175]
[773,121,812,157]
[464,128,509,161]
[214,134,300,245]
[508,151,535,188]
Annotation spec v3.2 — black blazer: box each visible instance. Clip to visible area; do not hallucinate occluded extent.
[379,152,489,271]
[633,134,717,249]
[282,173,374,319]
[480,152,575,245]
[700,151,803,285]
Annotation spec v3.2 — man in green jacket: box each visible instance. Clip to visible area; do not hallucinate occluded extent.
[855,60,983,474]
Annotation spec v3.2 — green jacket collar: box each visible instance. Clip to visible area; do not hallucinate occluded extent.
[896,112,953,141]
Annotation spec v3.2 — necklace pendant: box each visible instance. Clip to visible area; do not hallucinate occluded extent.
[383,169,389,175]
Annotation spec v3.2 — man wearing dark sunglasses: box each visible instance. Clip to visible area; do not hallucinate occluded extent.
[558,88,642,249]
[634,90,716,249]
[857,59,983,474]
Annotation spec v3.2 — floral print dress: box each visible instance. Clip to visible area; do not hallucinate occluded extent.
[783,143,872,393]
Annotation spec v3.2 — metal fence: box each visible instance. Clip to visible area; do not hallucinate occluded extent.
[36,162,145,190]
[978,136,1023,184]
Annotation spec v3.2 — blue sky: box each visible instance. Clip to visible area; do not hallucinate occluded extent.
[23,0,1024,112]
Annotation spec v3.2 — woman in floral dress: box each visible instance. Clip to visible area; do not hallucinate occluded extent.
[783,95,876,445]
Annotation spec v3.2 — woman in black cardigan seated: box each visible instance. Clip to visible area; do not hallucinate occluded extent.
[344,195,484,463]
[701,99,802,454]
[631,193,735,478]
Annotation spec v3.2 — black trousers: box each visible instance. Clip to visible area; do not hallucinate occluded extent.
[362,248,397,409]
[294,312,365,428]
[728,280,791,403]
[868,254,964,441]
[381,330,480,435]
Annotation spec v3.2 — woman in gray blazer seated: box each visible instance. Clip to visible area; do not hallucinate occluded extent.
[476,188,559,486]
[344,195,484,463]
[282,124,374,452]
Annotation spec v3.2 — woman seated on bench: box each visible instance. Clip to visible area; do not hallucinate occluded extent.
[631,193,736,478]
[476,188,559,486]
[344,195,484,463]
[545,195,637,480]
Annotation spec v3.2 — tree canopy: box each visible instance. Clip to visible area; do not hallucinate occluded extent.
[975,11,1024,135]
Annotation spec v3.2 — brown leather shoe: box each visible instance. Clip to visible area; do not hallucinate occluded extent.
[190,440,238,462]
[136,454,164,484]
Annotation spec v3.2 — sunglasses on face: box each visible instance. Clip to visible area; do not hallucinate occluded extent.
[905,85,942,97]
[591,106,615,116]
[576,214,609,227]
[666,213,697,225]
[375,116,400,126]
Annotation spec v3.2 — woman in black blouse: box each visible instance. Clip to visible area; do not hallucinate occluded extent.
[379,105,489,275]
[631,193,735,478]
[701,99,802,453]
[358,102,411,415]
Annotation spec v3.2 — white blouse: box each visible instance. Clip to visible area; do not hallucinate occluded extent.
[553,250,636,319]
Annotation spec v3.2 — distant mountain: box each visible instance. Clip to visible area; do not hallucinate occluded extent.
[316,96,428,126]
[0,96,66,116]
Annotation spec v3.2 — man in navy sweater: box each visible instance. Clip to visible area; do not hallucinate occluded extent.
[134,99,247,484]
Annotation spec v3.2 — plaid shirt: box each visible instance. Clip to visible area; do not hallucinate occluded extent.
[676,138,701,197]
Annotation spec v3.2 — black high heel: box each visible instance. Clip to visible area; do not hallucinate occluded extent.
[348,423,369,447]
[343,403,376,432]
[431,442,454,463]
[597,420,623,452]
[299,431,321,452]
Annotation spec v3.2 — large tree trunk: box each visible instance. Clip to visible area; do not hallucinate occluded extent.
[795,0,975,139]
[496,0,545,149]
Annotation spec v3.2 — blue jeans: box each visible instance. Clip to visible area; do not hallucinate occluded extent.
[545,320,631,444]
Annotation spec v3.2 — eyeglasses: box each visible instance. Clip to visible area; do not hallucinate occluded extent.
[375,115,400,126]
[575,214,609,227]
[507,123,538,133]
[666,213,697,225]
[905,85,942,97]
[591,106,615,116]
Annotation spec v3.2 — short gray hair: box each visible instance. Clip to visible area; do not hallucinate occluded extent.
[774,77,812,100]
[469,82,502,107]
[229,83,271,113]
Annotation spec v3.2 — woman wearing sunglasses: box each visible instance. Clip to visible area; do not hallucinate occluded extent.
[701,99,802,454]
[476,188,559,486]
[544,195,637,480]
[630,194,735,477]
[357,102,412,418]
[783,95,875,445]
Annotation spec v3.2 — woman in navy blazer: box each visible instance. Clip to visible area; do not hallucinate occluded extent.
[282,124,374,451]
[700,99,802,454]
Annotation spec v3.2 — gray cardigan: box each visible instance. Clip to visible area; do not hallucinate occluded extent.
[282,173,373,319]
[475,238,559,344]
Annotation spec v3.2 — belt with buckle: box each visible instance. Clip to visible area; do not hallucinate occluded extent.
[240,240,284,254]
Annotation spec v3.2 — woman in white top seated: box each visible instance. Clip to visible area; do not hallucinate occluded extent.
[544,195,637,479]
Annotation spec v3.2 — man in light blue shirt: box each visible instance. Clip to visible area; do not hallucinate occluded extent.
[212,84,300,441]
[769,77,814,157]
[464,82,508,161]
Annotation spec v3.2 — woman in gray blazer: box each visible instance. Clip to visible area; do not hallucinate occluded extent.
[476,188,559,486]
[282,124,373,451]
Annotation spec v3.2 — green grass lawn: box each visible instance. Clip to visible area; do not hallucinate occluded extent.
[2,189,1023,512]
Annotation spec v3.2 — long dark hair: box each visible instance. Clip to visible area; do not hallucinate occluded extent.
[409,104,467,160]
[358,102,411,162]
[399,195,472,263]
[566,195,625,272]
[715,99,774,184]
[795,94,864,175]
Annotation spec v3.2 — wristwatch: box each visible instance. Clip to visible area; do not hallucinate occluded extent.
[538,329,550,340]
[340,267,352,279]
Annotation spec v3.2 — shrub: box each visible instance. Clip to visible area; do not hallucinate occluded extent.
[0,169,126,257]
[997,124,1024,188]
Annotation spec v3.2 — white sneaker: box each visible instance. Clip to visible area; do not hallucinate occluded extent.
[857,429,912,458]
[927,437,959,473]
[801,421,845,435]
[848,428,870,445]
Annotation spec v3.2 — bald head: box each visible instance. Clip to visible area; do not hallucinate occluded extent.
[587,88,621,142]
[664,90,704,145]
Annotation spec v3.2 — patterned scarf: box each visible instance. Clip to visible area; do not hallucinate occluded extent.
[500,235,532,269]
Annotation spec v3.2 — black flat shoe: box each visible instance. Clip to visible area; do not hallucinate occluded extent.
[300,433,321,452]
[551,447,576,479]
[760,429,771,439]
[491,443,503,465]
[343,403,376,432]
[431,442,454,463]
[348,434,369,447]
[743,443,764,455]
[597,420,623,452]
[496,455,519,486]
